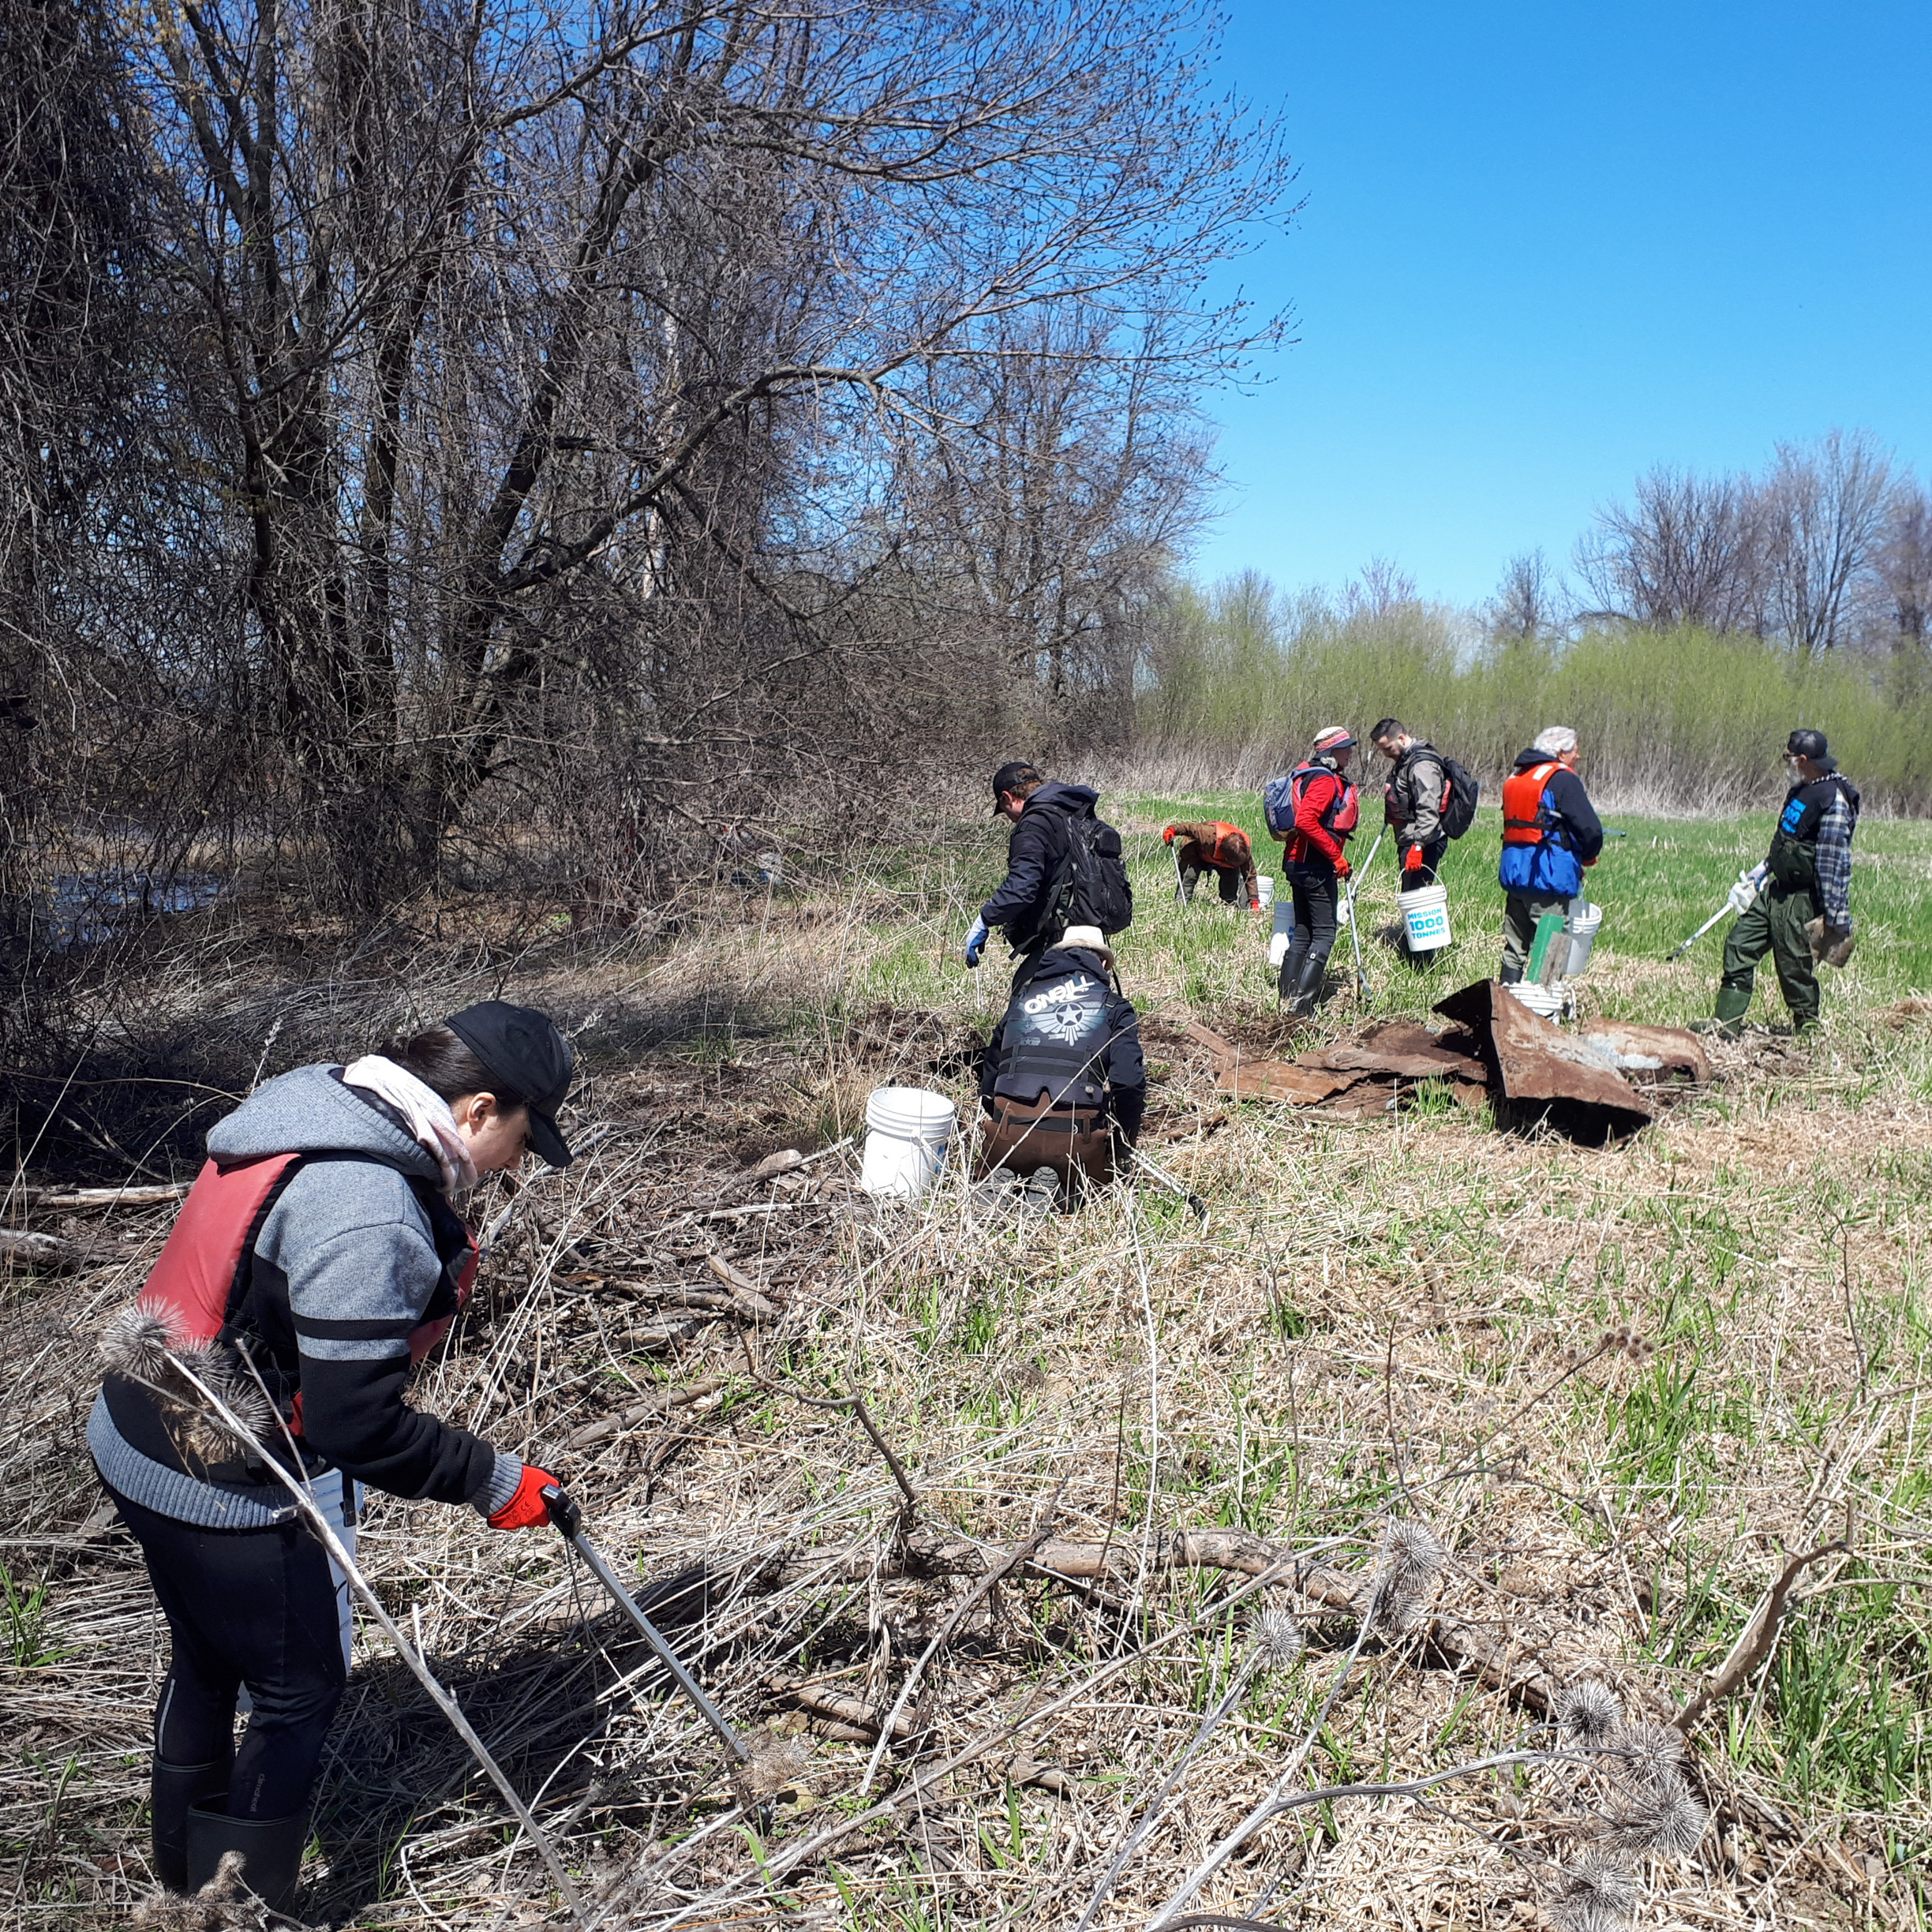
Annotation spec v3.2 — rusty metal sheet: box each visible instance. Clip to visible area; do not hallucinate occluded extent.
[1301,1019,1490,1084]
[1217,1061,1365,1105]
[1574,1021,1709,1085]
[1180,1020,1240,1067]
[1433,980,1653,1136]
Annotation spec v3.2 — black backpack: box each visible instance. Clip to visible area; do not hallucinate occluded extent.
[1406,743,1481,840]
[1048,806,1134,940]
[1439,754,1481,839]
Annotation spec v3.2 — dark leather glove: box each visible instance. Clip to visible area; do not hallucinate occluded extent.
[488,1464,560,1530]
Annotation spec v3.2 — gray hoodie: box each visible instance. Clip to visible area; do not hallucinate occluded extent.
[91,1065,517,1528]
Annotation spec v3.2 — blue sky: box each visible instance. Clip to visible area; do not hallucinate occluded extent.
[1193,2,1932,608]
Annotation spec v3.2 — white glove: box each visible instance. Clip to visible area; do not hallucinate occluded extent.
[1727,863,1767,915]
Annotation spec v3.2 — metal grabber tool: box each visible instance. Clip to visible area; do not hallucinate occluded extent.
[541,1485,749,1763]
[1341,826,1386,1004]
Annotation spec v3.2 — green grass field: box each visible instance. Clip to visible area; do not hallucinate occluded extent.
[819,790,1932,1911]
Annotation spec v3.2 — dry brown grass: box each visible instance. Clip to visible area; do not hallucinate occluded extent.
[4,865,1929,1930]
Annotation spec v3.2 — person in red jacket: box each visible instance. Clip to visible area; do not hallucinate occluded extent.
[1163,820,1261,911]
[1268,726,1361,1015]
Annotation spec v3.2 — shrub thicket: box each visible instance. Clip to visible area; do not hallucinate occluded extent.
[1136,573,1932,811]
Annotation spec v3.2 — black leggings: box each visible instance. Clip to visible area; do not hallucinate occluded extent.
[1282,863,1340,983]
[112,1488,346,1821]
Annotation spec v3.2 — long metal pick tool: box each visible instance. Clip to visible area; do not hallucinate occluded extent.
[1668,900,1735,962]
[541,1485,749,1763]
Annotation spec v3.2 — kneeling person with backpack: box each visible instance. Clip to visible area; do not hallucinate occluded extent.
[977,925,1145,1202]
[966,762,1134,990]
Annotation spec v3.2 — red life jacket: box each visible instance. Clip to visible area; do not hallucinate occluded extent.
[1285,763,1359,862]
[122,1152,476,1472]
[1501,761,1562,846]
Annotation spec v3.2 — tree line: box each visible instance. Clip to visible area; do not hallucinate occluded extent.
[0,0,1285,930]
[1495,429,1929,657]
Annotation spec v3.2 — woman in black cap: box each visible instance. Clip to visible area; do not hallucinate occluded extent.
[90,1002,575,1909]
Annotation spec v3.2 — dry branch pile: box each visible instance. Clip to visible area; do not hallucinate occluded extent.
[0,1005,1905,1930]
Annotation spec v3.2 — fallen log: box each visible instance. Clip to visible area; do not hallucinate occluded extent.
[13,1182,189,1211]
[771,1676,919,1740]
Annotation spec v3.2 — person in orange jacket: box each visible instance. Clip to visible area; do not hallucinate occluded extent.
[1163,820,1261,911]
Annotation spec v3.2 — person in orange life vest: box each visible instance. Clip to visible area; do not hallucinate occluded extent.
[1497,727,1603,982]
[89,1003,574,1911]
[1163,820,1261,910]
[1273,725,1361,1016]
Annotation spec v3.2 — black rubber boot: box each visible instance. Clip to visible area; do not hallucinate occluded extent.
[1283,952,1325,1017]
[185,1799,307,1915]
[151,1757,230,1893]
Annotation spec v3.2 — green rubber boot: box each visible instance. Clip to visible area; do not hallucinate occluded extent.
[1690,986,1751,1039]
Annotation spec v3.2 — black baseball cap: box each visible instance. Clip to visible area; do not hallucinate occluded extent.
[990,761,1043,811]
[1787,728,1836,770]
[444,1002,575,1167]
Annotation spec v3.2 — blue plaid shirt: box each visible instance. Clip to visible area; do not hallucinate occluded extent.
[1815,789,1855,930]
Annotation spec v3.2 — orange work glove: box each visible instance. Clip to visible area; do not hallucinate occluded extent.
[1333,855,1351,881]
[1402,844,1424,875]
[1163,826,1176,844]
[487,1463,560,1531]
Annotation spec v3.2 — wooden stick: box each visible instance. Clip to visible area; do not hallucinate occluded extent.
[1675,1540,1848,1734]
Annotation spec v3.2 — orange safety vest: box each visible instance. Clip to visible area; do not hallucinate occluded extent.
[1184,822,1250,871]
[1501,761,1562,846]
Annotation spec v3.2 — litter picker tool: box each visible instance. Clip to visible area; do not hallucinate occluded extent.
[1168,835,1188,905]
[541,1485,749,1764]
[1125,1144,1208,1223]
[1668,902,1735,963]
[1340,826,1385,1005]
[1668,866,1764,962]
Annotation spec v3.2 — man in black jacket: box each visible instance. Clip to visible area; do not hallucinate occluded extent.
[976,924,1145,1201]
[965,762,1130,988]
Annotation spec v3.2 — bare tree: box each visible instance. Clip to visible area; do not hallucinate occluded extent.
[1574,467,1768,633]
[91,0,1285,905]
[1488,548,1559,640]
[1876,480,1931,653]
[1759,430,1896,655]
[1341,556,1419,623]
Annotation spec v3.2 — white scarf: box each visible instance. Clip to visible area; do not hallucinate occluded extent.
[341,1055,478,1195]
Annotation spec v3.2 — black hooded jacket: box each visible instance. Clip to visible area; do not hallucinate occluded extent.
[979,781,1103,954]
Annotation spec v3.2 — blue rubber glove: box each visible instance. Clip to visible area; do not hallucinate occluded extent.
[964,917,988,968]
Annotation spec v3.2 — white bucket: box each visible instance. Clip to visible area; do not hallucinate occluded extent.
[1506,980,1565,1020]
[859,1086,957,1200]
[1564,901,1603,976]
[1398,882,1452,952]
[1256,874,1275,908]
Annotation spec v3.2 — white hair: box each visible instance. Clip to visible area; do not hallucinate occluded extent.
[1532,726,1578,756]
